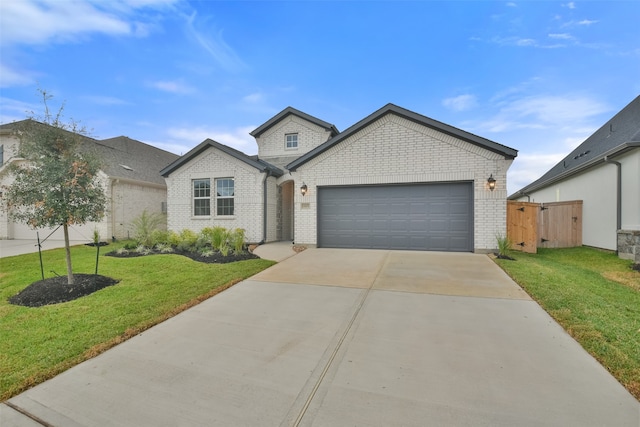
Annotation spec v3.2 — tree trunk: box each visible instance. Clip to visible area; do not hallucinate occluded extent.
[63,223,74,285]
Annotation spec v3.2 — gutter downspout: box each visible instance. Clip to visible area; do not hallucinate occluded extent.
[261,169,272,244]
[604,156,622,253]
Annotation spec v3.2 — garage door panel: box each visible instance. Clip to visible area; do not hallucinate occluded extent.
[318,182,473,252]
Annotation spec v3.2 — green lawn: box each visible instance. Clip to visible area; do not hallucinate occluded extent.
[494,247,640,400]
[0,243,274,400]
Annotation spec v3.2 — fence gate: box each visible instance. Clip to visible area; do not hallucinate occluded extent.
[507,200,583,253]
[507,201,538,253]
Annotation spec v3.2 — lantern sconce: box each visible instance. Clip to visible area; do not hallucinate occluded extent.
[300,182,308,196]
[487,174,496,191]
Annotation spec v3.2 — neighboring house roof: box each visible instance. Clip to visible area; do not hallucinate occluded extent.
[250,106,340,138]
[160,138,283,178]
[0,120,179,186]
[287,103,518,171]
[94,136,179,186]
[510,95,640,199]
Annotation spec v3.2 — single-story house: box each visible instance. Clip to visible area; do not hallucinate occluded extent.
[161,104,517,253]
[509,95,640,261]
[0,120,179,241]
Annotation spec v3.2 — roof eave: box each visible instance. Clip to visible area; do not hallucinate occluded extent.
[250,107,338,138]
[287,104,517,171]
[160,139,283,178]
[508,142,640,199]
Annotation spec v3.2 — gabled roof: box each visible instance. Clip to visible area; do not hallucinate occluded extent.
[287,103,517,171]
[510,95,640,199]
[94,136,179,185]
[250,106,339,138]
[160,138,283,178]
[0,120,178,186]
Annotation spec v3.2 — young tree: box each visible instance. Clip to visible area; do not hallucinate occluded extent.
[3,90,106,285]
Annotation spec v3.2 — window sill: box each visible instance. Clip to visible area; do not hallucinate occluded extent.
[214,216,236,220]
[191,216,211,220]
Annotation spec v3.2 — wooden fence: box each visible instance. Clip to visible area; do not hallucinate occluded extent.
[507,200,583,253]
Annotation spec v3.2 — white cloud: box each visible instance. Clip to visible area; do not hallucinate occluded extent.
[563,2,576,9]
[183,11,246,72]
[148,80,195,94]
[548,33,574,40]
[0,0,179,46]
[506,2,517,7]
[243,92,264,104]
[577,19,598,26]
[442,94,478,112]
[508,152,566,194]
[166,125,257,154]
[0,63,35,87]
[81,95,130,106]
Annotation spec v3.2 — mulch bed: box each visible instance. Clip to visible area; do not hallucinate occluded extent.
[9,274,119,308]
[104,249,260,264]
[9,247,259,308]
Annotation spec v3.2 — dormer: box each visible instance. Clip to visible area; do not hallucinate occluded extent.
[250,107,339,170]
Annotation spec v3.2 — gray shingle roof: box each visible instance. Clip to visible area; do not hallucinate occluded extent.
[160,139,283,178]
[0,120,179,186]
[287,103,518,171]
[250,106,339,138]
[510,95,640,199]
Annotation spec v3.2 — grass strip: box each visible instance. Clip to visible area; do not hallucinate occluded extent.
[0,243,274,400]
[494,247,640,400]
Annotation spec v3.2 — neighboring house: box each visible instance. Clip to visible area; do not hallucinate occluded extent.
[161,104,517,253]
[0,120,179,241]
[509,95,640,260]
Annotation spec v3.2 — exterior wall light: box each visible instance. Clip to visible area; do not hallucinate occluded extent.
[487,174,496,191]
[300,183,308,196]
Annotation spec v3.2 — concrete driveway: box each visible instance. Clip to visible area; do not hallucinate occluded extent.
[2,249,638,426]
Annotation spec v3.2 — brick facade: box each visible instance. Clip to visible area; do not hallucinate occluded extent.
[164,105,515,252]
[290,114,512,252]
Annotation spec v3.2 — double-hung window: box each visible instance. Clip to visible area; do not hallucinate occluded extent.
[193,179,210,216]
[216,178,234,216]
[285,133,298,149]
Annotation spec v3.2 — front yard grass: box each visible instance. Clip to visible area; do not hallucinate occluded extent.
[0,243,274,401]
[494,247,640,400]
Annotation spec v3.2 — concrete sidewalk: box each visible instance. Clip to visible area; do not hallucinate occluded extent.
[2,249,639,426]
[0,239,88,258]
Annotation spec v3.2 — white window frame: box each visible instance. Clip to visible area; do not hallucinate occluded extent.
[285,133,298,150]
[193,178,211,216]
[215,178,234,216]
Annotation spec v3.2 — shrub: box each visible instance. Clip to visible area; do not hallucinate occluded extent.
[131,210,165,247]
[135,245,152,255]
[123,241,138,250]
[199,248,214,258]
[150,229,171,246]
[231,228,246,255]
[177,229,198,252]
[116,247,129,255]
[209,226,228,251]
[155,243,174,254]
[496,233,513,257]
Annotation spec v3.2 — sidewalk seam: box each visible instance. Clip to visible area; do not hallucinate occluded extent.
[291,251,390,426]
[3,401,55,427]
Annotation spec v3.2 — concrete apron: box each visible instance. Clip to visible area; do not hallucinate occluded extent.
[3,249,639,426]
[253,249,531,300]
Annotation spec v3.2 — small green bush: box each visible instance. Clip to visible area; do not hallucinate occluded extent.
[150,229,171,246]
[131,210,165,247]
[231,228,246,255]
[496,233,512,257]
[177,229,198,252]
[210,226,228,251]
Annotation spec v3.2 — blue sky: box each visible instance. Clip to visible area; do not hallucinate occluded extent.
[1,0,639,194]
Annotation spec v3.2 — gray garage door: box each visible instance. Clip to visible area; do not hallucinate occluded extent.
[317,182,473,251]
